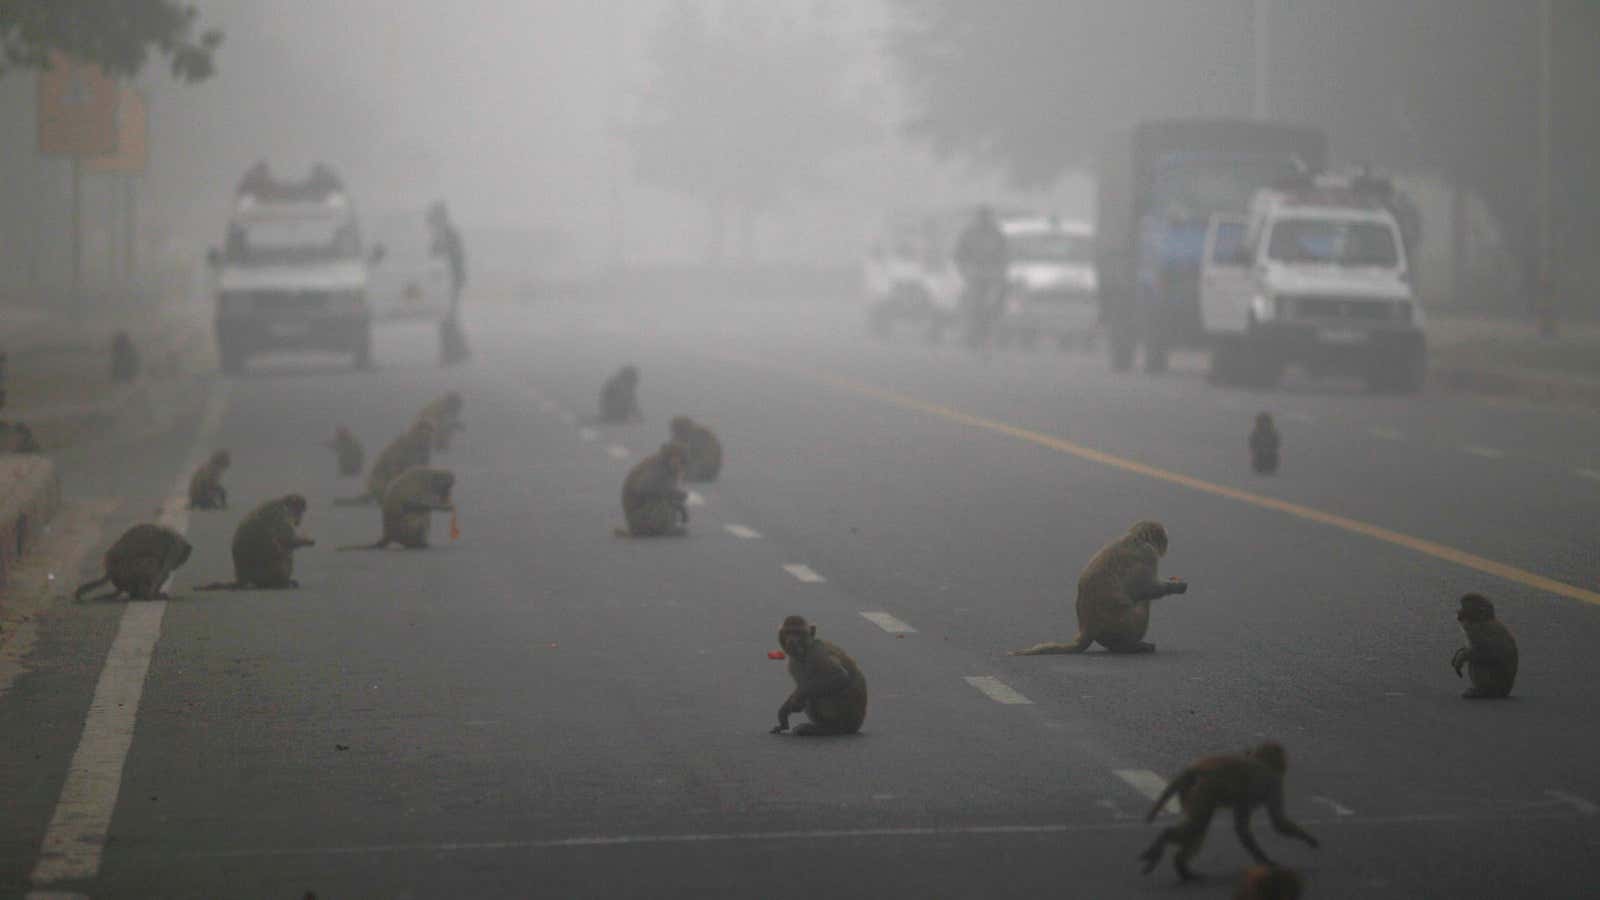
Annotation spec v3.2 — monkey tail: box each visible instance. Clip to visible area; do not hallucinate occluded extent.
[1145,770,1194,822]
[336,541,388,551]
[1008,636,1091,656]
[73,575,110,601]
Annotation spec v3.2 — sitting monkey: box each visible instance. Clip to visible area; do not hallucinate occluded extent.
[340,467,456,549]
[196,494,315,590]
[75,524,192,601]
[615,442,689,537]
[1249,412,1280,475]
[416,391,464,451]
[338,420,434,504]
[771,615,868,736]
[1012,520,1187,655]
[598,365,642,423]
[322,425,364,477]
[1452,593,1518,699]
[670,415,723,482]
[187,449,231,510]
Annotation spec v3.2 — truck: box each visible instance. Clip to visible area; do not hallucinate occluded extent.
[1095,118,1328,373]
[209,164,384,374]
[1199,170,1426,391]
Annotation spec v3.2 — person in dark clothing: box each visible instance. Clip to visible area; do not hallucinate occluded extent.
[427,202,471,365]
[953,205,1010,351]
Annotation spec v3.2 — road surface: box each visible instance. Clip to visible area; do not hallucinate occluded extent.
[3,293,1597,898]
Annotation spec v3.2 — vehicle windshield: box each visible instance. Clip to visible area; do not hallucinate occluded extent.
[1007,231,1092,264]
[1267,218,1399,267]
[224,215,362,265]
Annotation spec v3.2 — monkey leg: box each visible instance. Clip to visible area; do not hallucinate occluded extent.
[1104,639,1156,654]
[1232,807,1274,867]
[801,696,865,736]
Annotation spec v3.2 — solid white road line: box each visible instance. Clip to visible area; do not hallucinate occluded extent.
[724,524,762,540]
[963,675,1032,705]
[30,380,230,887]
[1544,790,1598,816]
[686,490,706,508]
[605,444,629,460]
[579,426,599,442]
[1113,769,1178,815]
[781,564,826,583]
[1462,445,1506,459]
[859,611,917,634]
[1368,426,1404,440]
[1310,795,1356,816]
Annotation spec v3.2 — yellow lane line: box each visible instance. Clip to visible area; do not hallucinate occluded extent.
[728,356,1600,607]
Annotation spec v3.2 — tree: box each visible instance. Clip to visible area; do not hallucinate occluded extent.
[0,0,222,82]
[631,1,875,261]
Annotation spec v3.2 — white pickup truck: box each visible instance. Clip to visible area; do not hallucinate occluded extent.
[1199,173,1425,392]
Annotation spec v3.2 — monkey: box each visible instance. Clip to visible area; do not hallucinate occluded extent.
[614,441,689,537]
[1250,412,1280,475]
[1235,865,1304,900]
[0,421,39,453]
[1011,520,1187,655]
[598,365,642,423]
[336,420,434,505]
[74,524,192,601]
[1139,741,1319,883]
[339,467,455,550]
[670,415,723,482]
[1452,593,1518,699]
[770,615,868,736]
[322,425,364,478]
[416,391,464,451]
[194,494,315,590]
[111,330,140,383]
[187,449,232,510]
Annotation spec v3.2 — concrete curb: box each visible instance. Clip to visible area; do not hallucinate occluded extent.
[1432,365,1600,409]
[0,456,60,594]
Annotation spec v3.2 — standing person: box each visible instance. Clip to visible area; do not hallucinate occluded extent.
[428,201,471,365]
[954,205,1010,352]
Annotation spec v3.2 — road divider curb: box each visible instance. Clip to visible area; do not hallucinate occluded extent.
[0,457,60,597]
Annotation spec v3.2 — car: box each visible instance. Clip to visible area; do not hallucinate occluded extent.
[862,213,963,342]
[209,165,383,374]
[997,216,1099,350]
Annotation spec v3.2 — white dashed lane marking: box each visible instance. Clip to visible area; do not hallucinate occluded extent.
[1368,426,1404,441]
[859,611,917,634]
[1113,769,1177,815]
[964,676,1032,705]
[781,564,826,583]
[1462,445,1506,459]
[1574,468,1600,483]
[724,524,762,540]
[605,444,629,460]
[1310,795,1356,817]
[1283,411,1315,424]
[579,427,599,442]
[686,490,705,507]
[1545,790,1598,816]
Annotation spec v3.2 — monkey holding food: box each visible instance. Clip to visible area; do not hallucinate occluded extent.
[615,441,689,537]
[416,391,464,451]
[598,365,642,423]
[1452,593,1518,699]
[1011,520,1187,655]
[770,615,868,736]
[188,449,231,510]
[323,425,365,477]
[74,524,192,601]
[1139,741,1319,883]
[1250,412,1280,475]
[339,419,434,504]
[340,467,455,549]
[670,415,722,482]
[195,494,315,590]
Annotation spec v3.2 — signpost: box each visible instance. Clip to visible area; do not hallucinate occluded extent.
[36,52,120,310]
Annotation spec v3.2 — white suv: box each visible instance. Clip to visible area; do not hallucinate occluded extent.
[1200,173,1424,391]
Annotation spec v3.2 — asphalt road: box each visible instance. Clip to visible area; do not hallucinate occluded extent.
[3,294,1598,899]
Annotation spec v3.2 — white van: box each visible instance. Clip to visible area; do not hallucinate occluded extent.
[1199,173,1425,391]
[998,216,1098,350]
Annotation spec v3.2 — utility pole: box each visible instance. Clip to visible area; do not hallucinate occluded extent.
[606,0,628,270]
[1251,0,1270,119]
[1536,0,1556,337]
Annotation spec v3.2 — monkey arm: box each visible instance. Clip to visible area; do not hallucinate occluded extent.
[791,658,854,703]
[1131,575,1187,603]
[1265,792,1319,848]
[1451,646,1471,675]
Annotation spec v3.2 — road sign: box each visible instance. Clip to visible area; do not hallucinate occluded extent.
[87,87,148,174]
[37,52,119,158]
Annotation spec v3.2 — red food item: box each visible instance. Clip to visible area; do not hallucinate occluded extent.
[767,650,786,660]
[450,511,462,541]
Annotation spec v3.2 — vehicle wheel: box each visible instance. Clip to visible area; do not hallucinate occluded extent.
[1239,342,1284,389]
[352,328,374,371]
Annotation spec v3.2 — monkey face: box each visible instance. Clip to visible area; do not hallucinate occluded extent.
[1458,593,1495,623]
[1128,520,1169,556]
[213,450,232,468]
[778,616,814,657]
[283,494,309,522]
[1255,412,1273,428]
[443,392,463,413]
[432,472,456,500]
[621,365,639,384]
[670,416,693,440]
[1250,741,1287,774]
